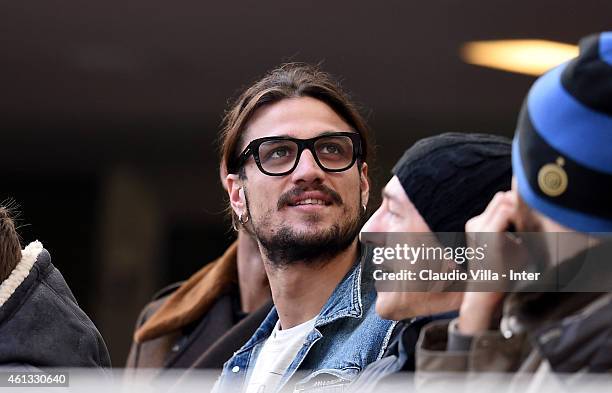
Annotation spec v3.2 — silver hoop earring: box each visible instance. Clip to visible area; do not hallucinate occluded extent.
[362,204,367,213]
[239,212,249,225]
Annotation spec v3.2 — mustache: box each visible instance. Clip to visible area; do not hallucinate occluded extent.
[277,184,343,210]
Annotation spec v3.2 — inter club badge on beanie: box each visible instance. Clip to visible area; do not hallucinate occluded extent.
[513,32,612,232]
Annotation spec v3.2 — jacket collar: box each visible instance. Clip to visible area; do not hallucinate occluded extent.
[135,241,239,343]
[501,239,612,336]
[236,243,367,354]
[0,241,43,308]
[315,244,366,326]
[534,292,612,372]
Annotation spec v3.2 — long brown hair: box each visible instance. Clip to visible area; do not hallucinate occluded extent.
[0,206,21,282]
[219,63,372,177]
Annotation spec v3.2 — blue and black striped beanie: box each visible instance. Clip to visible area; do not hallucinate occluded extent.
[513,32,612,232]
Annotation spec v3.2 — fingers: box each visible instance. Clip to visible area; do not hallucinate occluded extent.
[460,192,516,335]
[466,191,517,233]
[458,292,505,335]
[488,204,515,232]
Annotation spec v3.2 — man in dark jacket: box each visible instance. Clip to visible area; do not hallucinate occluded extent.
[0,206,111,371]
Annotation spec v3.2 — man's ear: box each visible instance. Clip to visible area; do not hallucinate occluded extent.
[226,174,246,216]
[360,163,370,208]
[220,164,229,192]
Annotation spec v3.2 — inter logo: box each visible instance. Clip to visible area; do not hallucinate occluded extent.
[537,157,568,197]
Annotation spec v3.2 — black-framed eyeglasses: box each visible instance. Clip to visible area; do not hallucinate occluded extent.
[229,132,362,176]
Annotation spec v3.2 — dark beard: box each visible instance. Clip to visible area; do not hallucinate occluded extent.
[255,208,365,268]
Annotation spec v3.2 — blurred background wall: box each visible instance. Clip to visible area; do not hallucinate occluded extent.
[0,0,609,366]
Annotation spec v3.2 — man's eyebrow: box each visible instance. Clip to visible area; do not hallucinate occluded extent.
[318,130,355,136]
[257,131,355,141]
[256,133,291,139]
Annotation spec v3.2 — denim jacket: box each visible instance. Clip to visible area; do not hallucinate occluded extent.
[213,245,397,393]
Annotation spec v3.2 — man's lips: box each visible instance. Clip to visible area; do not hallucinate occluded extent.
[277,185,343,210]
[287,191,333,207]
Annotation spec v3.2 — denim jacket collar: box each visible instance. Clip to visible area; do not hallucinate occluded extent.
[314,245,365,326]
[214,243,396,393]
[233,243,367,356]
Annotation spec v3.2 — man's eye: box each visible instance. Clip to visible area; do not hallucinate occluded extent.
[319,144,342,155]
[270,148,290,159]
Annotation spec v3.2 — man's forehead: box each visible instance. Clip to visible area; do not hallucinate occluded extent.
[244,129,349,141]
[241,97,352,143]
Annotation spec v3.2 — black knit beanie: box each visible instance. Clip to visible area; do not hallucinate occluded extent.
[392,132,512,232]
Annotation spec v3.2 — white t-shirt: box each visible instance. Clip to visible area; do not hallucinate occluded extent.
[245,316,317,393]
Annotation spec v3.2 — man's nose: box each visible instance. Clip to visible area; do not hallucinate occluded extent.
[290,148,325,183]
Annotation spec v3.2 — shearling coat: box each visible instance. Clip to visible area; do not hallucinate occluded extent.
[0,241,111,370]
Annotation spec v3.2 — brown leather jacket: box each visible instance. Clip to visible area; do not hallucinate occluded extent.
[126,242,270,373]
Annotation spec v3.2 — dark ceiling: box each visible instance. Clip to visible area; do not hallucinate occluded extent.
[1,1,610,170]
